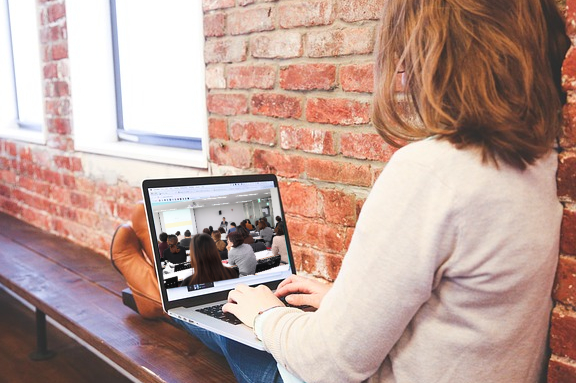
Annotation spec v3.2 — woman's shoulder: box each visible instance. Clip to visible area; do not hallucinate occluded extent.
[387,138,495,185]
[233,243,251,251]
[392,138,461,165]
[241,244,256,255]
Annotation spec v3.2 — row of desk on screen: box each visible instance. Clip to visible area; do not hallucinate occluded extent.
[163,250,279,288]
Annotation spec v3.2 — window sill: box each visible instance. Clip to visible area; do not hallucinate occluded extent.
[75,140,208,169]
[0,126,46,145]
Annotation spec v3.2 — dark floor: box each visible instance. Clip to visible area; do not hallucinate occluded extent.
[0,288,132,383]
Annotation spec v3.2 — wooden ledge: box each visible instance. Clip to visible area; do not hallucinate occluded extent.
[0,212,235,383]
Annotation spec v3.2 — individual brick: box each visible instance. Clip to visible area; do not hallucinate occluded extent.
[250,32,303,59]
[306,98,371,125]
[280,63,336,91]
[251,93,303,119]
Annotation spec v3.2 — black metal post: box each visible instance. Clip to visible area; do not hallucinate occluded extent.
[29,308,56,361]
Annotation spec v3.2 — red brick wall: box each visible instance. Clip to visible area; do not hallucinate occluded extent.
[0,0,146,250]
[550,0,576,380]
[0,0,575,380]
[204,0,392,280]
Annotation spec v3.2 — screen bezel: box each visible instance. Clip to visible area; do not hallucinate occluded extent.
[141,174,296,311]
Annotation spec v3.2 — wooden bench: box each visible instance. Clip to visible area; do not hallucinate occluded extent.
[0,212,236,383]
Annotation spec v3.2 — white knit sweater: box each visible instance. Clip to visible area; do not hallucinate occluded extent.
[260,139,562,383]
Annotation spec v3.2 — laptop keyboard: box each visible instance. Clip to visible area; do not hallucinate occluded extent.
[197,298,314,326]
[196,303,242,325]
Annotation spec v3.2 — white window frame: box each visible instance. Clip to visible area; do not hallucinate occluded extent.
[0,0,47,144]
[66,0,208,168]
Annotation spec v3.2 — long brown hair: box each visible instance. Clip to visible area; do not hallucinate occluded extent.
[373,0,570,170]
[187,234,237,285]
[211,231,227,251]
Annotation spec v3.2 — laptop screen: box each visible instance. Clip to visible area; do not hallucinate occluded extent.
[142,175,295,308]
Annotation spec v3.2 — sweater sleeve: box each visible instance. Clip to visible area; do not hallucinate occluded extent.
[227,249,237,266]
[260,156,459,382]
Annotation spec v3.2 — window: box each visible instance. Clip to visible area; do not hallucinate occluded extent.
[0,0,46,143]
[110,0,205,150]
[66,0,208,168]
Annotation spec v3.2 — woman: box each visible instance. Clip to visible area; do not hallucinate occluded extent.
[226,231,257,276]
[237,225,254,245]
[258,221,274,248]
[211,230,228,260]
[157,232,168,258]
[110,0,569,381]
[192,1,570,382]
[163,235,187,264]
[181,234,238,286]
[270,224,288,264]
[274,216,282,232]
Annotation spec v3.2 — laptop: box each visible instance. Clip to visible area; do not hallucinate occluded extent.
[141,174,296,350]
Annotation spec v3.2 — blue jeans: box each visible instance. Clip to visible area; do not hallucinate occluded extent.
[172,318,283,383]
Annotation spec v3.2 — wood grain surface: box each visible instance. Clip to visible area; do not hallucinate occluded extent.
[0,212,236,383]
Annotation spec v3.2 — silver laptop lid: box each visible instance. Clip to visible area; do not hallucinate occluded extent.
[141,174,296,312]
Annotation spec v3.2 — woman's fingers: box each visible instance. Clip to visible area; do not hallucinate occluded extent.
[222,301,238,315]
[284,293,318,307]
[275,281,313,297]
[276,274,306,290]
[227,283,249,302]
[274,276,332,309]
[276,276,323,297]
[223,284,284,327]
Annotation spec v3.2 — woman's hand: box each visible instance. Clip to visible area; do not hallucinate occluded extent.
[223,284,285,328]
[274,275,332,309]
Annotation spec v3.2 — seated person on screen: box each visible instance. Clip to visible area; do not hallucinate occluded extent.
[274,216,282,232]
[158,232,169,259]
[261,217,271,227]
[179,230,192,249]
[163,235,187,264]
[226,231,257,276]
[211,231,228,260]
[180,234,238,286]
[227,222,237,235]
[218,227,228,244]
[238,225,254,245]
[271,223,288,264]
[258,221,274,248]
